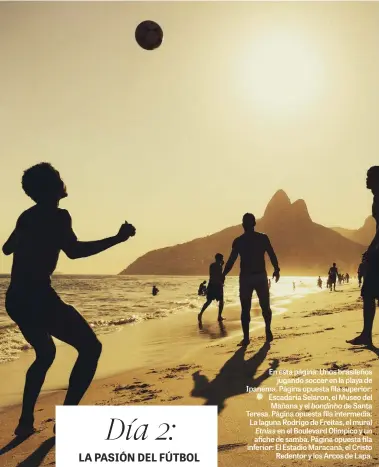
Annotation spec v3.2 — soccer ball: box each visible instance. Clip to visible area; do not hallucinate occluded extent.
[135,20,163,51]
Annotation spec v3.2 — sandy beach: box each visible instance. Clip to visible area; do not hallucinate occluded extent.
[0,282,378,467]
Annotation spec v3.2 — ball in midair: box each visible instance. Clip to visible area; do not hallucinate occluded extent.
[135,20,163,51]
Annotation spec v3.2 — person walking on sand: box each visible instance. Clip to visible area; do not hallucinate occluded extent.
[328,263,338,291]
[222,213,280,347]
[347,166,379,347]
[2,163,136,437]
[198,253,225,323]
[152,285,159,296]
[317,276,322,289]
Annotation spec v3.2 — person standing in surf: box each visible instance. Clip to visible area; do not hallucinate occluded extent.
[347,166,379,347]
[2,163,136,437]
[198,280,207,296]
[222,213,280,346]
[198,253,225,323]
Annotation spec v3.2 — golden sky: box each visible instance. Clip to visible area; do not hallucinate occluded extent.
[1,2,378,274]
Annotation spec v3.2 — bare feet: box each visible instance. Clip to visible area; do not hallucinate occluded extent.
[346,335,372,346]
[14,422,36,438]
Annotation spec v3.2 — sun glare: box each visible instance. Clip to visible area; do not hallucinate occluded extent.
[239,31,325,116]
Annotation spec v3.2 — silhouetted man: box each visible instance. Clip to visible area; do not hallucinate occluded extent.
[223,213,280,346]
[328,263,338,291]
[198,280,207,296]
[345,273,349,284]
[198,253,224,323]
[348,166,379,346]
[317,276,322,288]
[3,163,136,437]
[152,285,159,296]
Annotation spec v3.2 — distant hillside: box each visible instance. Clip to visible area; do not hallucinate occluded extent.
[332,216,375,246]
[120,190,365,276]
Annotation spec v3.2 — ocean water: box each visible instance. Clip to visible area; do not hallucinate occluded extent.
[0,274,323,364]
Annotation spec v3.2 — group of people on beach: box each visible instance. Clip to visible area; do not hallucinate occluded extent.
[196,214,280,347]
[2,163,379,438]
[325,265,350,291]
[318,270,350,291]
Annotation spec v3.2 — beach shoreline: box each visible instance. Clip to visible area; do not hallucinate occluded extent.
[0,283,378,466]
[0,278,321,409]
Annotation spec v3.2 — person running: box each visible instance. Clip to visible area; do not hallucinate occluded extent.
[152,285,159,296]
[223,213,280,346]
[317,276,322,288]
[328,263,338,291]
[198,254,225,323]
[2,163,136,437]
[198,280,207,296]
[347,166,379,347]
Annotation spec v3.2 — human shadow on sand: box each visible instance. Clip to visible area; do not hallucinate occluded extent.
[0,433,33,456]
[191,342,278,414]
[17,436,55,467]
[198,320,227,339]
[346,343,379,358]
[368,344,379,357]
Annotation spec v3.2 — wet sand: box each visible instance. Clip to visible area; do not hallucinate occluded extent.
[0,283,378,466]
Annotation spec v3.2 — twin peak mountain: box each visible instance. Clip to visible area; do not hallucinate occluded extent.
[120,190,374,276]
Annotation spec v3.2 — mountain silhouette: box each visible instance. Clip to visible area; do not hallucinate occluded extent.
[120,190,365,276]
[332,216,375,247]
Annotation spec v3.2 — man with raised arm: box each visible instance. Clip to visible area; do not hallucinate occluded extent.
[223,213,280,346]
[3,163,136,437]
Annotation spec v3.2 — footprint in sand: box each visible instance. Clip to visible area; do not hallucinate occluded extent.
[282,353,312,364]
[112,382,162,403]
[304,310,334,317]
[166,395,183,401]
[160,364,200,380]
[42,418,54,424]
[113,383,151,392]
[324,362,350,371]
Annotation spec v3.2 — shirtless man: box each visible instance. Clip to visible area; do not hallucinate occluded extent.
[3,163,136,437]
[347,166,379,347]
[328,263,338,291]
[223,213,280,346]
[198,253,225,322]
